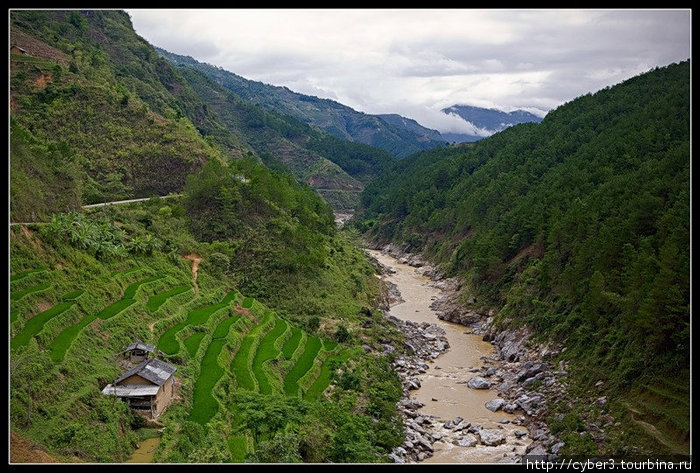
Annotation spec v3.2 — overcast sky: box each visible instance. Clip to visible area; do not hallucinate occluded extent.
[127,9,690,134]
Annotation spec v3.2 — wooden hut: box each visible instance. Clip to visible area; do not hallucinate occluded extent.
[122,339,157,363]
[102,358,177,418]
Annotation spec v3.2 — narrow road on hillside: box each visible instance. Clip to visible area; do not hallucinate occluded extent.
[10,193,182,225]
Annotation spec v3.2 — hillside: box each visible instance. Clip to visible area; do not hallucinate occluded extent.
[156,48,446,158]
[170,65,397,211]
[9,10,395,216]
[358,61,690,456]
[10,10,405,464]
[10,10,236,221]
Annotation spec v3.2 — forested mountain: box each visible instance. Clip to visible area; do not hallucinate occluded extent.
[156,48,447,158]
[441,105,544,143]
[359,61,690,454]
[10,10,405,463]
[9,10,396,216]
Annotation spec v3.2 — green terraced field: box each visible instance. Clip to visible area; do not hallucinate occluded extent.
[184,332,206,358]
[11,301,75,349]
[241,297,254,309]
[230,336,257,391]
[111,267,141,277]
[10,269,47,282]
[189,316,242,425]
[304,349,352,401]
[48,313,98,362]
[283,336,322,397]
[157,322,187,355]
[11,311,19,323]
[97,298,137,320]
[251,319,287,395]
[61,289,85,301]
[281,327,303,359]
[147,285,191,312]
[228,434,249,463]
[123,275,164,298]
[212,315,241,339]
[158,290,238,355]
[11,282,51,301]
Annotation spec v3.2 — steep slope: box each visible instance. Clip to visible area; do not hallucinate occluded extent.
[359,61,690,456]
[156,48,446,158]
[10,10,235,220]
[171,65,398,211]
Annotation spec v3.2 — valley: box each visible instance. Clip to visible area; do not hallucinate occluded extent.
[9,8,690,466]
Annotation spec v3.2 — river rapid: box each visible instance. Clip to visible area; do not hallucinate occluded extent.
[368,250,531,463]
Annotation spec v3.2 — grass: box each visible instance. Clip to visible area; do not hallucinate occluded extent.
[303,349,351,401]
[251,318,287,395]
[11,282,51,301]
[158,290,238,355]
[11,311,19,323]
[146,285,191,312]
[189,337,227,425]
[283,336,322,397]
[241,297,254,309]
[212,315,241,339]
[123,275,164,298]
[10,268,47,282]
[189,316,241,425]
[230,335,258,392]
[61,289,85,301]
[184,332,206,358]
[111,267,140,277]
[281,327,303,360]
[48,313,98,362]
[11,301,75,349]
[228,434,249,463]
[97,298,137,320]
[157,322,187,355]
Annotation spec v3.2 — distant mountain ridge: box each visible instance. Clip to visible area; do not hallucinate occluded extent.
[441,104,544,143]
[156,48,446,158]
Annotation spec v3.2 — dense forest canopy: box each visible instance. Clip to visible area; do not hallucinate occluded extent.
[360,60,690,392]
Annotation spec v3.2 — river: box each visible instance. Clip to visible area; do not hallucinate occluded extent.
[368,250,530,463]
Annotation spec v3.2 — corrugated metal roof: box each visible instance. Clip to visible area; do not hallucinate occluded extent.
[102,384,160,397]
[126,340,156,352]
[114,358,177,386]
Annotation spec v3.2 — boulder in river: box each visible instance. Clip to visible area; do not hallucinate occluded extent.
[467,376,492,389]
[479,429,506,446]
[485,398,506,412]
[455,433,478,447]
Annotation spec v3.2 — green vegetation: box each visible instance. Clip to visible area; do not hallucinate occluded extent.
[11,302,75,349]
[147,285,191,312]
[11,282,51,301]
[10,10,405,464]
[359,61,690,456]
[11,268,47,282]
[251,319,287,395]
[158,47,444,159]
[282,327,303,360]
[189,317,240,425]
[184,332,206,358]
[284,337,322,397]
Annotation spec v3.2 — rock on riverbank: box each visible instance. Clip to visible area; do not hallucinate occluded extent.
[370,243,572,462]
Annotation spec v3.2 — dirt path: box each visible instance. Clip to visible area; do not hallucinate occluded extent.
[183,253,202,292]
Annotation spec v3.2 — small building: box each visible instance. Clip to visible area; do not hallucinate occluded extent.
[122,339,157,363]
[102,358,177,418]
[10,45,27,55]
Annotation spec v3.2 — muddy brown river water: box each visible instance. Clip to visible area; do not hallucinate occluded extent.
[368,250,530,463]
